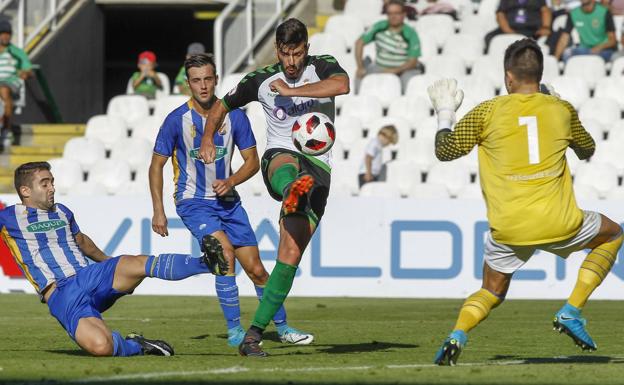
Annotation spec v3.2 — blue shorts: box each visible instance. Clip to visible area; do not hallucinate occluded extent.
[46,257,126,339]
[176,198,257,248]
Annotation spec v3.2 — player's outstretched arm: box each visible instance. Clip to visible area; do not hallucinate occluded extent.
[213,147,260,196]
[75,232,109,262]
[199,99,228,163]
[149,154,169,237]
[269,74,349,98]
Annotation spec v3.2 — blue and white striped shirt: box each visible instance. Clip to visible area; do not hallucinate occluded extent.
[0,203,88,293]
[154,101,256,203]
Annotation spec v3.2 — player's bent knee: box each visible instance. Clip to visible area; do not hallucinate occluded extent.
[119,255,149,277]
[83,334,114,357]
[246,264,269,284]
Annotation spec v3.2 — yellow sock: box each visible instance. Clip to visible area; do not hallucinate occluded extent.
[568,233,622,309]
[453,288,503,333]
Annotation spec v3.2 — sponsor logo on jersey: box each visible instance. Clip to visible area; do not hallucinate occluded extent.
[272,99,318,120]
[26,220,67,233]
[189,146,227,161]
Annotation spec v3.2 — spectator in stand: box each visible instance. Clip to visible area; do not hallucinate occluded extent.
[484,0,552,52]
[382,0,418,20]
[131,51,162,100]
[602,0,624,14]
[0,19,31,151]
[355,0,424,93]
[174,42,205,96]
[358,125,399,188]
[421,0,459,20]
[609,24,624,61]
[554,0,617,61]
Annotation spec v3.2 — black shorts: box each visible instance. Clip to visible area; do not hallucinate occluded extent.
[261,148,331,226]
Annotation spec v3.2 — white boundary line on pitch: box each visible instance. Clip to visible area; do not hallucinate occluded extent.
[72,359,565,383]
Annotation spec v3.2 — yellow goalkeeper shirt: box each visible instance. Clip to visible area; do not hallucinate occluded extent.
[435,93,595,245]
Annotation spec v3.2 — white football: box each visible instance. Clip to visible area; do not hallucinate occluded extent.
[291,112,336,156]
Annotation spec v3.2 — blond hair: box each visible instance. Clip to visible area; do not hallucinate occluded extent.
[379,125,399,145]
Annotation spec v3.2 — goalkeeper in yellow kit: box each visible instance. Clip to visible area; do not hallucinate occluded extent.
[429,38,623,365]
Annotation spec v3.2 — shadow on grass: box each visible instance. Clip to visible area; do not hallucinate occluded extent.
[44,349,90,356]
[490,354,624,364]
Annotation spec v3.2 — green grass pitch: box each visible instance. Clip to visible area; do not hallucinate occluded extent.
[1,294,623,384]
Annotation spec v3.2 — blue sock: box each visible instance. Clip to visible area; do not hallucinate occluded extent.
[215,275,241,329]
[111,331,143,356]
[144,254,210,280]
[254,285,287,329]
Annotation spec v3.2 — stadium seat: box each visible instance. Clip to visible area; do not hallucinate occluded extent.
[590,141,624,174]
[309,32,348,58]
[442,34,484,68]
[575,162,618,199]
[488,33,527,58]
[387,96,431,129]
[408,181,450,198]
[345,137,369,161]
[330,159,360,197]
[324,14,365,51]
[69,180,108,196]
[578,98,621,130]
[88,159,132,195]
[423,55,467,79]
[132,115,162,144]
[358,73,402,108]
[340,95,384,129]
[85,114,127,150]
[110,137,154,172]
[154,95,189,122]
[397,135,437,172]
[471,56,504,89]
[63,137,106,172]
[106,95,150,128]
[335,115,364,145]
[405,74,438,99]
[455,182,482,199]
[566,148,583,175]
[563,55,605,90]
[607,185,624,200]
[413,14,455,49]
[427,161,471,197]
[386,159,420,196]
[610,56,624,77]
[550,76,590,108]
[47,158,84,195]
[456,76,496,102]
[609,120,624,146]
[572,182,600,200]
[368,116,412,142]
[582,118,607,142]
[445,0,473,19]
[359,181,402,198]
[542,55,561,83]
[459,14,496,38]
[477,0,499,18]
[343,0,384,27]
[594,77,624,110]
[455,96,479,121]
[216,72,246,98]
[415,30,439,60]
[246,101,268,143]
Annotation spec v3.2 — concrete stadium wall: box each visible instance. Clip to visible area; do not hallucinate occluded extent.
[18,2,105,124]
[1,194,623,299]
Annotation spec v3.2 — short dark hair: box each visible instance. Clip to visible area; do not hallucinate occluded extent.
[184,53,216,79]
[275,18,308,48]
[14,162,51,199]
[386,0,406,10]
[503,38,543,83]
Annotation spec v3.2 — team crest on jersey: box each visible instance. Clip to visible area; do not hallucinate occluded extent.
[26,220,67,233]
[191,124,197,138]
[189,146,227,161]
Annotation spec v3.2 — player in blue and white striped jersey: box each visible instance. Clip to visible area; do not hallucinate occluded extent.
[149,53,312,348]
[1,162,228,357]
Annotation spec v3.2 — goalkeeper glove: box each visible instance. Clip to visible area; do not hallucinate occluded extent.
[427,78,464,130]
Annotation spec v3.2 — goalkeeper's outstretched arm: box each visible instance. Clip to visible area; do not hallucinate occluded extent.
[434,101,489,161]
[560,100,595,160]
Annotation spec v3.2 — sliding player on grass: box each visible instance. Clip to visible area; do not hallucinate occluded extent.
[198,18,350,356]
[428,38,623,365]
[1,161,230,357]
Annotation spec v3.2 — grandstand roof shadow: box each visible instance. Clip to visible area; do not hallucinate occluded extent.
[490,354,624,364]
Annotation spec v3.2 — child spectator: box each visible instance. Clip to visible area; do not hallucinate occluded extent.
[358,125,399,188]
[131,50,162,99]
